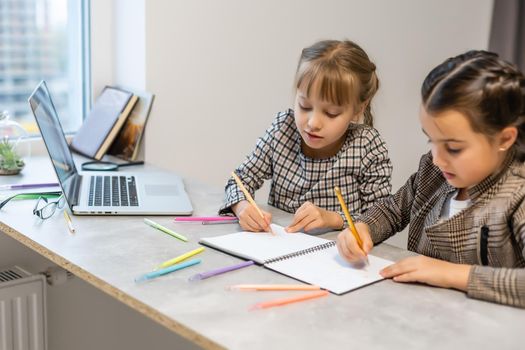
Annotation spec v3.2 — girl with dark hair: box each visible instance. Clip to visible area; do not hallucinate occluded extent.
[337,50,525,307]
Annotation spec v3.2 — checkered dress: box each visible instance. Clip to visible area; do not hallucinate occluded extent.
[361,151,525,307]
[219,110,393,226]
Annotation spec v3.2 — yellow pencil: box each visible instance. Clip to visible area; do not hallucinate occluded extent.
[63,210,75,234]
[231,172,274,234]
[334,186,364,249]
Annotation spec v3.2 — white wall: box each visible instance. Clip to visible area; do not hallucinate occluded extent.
[141,0,493,249]
[90,0,146,94]
[143,0,493,191]
[113,0,146,90]
[90,0,114,97]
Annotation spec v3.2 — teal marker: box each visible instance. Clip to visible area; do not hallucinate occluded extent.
[135,258,201,283]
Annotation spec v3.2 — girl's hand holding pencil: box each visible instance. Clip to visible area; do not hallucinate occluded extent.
[231,171,273,234]
[334,186,372,265]
[336,222,374,265]
[232,200,273,233]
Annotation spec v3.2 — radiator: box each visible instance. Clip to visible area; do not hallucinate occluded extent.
[0,266,47,350]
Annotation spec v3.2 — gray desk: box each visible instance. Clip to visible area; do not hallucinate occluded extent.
[0,157,523,350]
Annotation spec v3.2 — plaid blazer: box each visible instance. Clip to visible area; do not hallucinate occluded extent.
[361,151,525,307]
[220,110,392,226]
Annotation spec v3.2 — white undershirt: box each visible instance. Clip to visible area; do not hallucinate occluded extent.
[441,191,472,219]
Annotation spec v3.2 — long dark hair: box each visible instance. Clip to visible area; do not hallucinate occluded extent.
[422,50,525,160]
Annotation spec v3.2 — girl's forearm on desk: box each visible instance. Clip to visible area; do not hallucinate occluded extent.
[446,263,471,292]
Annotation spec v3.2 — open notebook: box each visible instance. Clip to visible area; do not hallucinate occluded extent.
[200,224,393,295]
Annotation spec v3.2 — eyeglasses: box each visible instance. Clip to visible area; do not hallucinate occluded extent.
[33,194,66,220]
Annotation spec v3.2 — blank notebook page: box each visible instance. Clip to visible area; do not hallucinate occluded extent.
[200,224,330,264]
[266,245,393,295]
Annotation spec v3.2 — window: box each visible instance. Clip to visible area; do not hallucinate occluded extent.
[0,0,90,135]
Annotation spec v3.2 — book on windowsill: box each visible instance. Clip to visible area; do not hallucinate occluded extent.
[70,86,138,160]
[107,88,155,161]
[199,224,393,295]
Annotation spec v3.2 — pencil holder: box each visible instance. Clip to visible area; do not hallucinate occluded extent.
[0,110,30,175]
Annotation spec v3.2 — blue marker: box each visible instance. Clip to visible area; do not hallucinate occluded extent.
[135,258,201,283]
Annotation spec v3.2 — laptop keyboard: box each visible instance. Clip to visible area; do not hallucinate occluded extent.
[88,175,139,207]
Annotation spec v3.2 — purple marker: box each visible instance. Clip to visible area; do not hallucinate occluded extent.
[202,219,239,225]
[188,260,255,281]
[0,182,59,191]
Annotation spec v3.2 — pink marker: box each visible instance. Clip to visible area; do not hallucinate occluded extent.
[174,216,238,222]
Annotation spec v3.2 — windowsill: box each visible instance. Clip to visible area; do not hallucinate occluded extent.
[22,134,74,157]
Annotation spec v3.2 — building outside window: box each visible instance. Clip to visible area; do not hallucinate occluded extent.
[0,0,89,135]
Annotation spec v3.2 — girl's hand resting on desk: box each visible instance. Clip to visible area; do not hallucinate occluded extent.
[379,256,470,291]
[285,201,343,233]
[336,222,374,263]
[232,200,272,232]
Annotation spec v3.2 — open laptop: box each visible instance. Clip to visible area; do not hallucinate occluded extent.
[28,80,193,215]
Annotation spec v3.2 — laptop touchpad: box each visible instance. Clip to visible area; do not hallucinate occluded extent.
[145,184,179,196]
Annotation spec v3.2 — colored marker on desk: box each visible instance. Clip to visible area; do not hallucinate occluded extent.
[202,219,239,225]
[174,216,238,223]
[144,218,188,242]
[250,290,329,310]
[229,284,321,291]
[0,182,59,191]
[14,192,61,200]
[135,259,201,283]
[156,247,205,270]
[189,260,254,281]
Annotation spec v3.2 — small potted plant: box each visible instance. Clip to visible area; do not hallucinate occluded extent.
[0,137,25,175]
[0,111,29,175]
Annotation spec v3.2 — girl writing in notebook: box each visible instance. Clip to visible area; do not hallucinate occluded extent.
[220,39,392,233]
[337,50,525,308]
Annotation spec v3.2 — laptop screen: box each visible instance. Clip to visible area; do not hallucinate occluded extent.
[28,81,80,205]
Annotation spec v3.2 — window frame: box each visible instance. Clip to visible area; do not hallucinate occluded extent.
[79,0,91,130]
[21,0,91,139]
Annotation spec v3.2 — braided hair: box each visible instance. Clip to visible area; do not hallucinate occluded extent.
[422,50,525,160]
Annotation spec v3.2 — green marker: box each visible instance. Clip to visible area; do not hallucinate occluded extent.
[144,218,188,242]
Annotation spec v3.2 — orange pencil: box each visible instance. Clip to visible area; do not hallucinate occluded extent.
[231,172,274,234]
[230,284,321,291]
[250,290,329,310]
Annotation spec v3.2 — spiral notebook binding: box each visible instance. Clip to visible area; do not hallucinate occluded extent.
[264,240,336,265]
